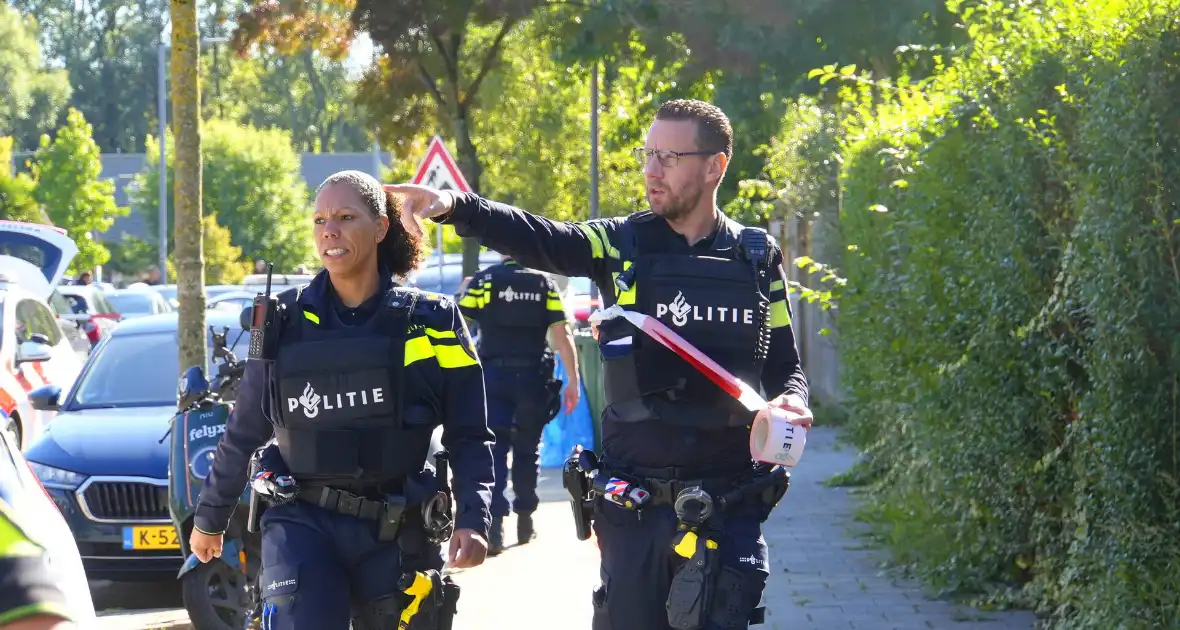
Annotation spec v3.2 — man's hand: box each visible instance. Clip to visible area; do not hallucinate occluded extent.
[768,393,814,429]
[562,382,580,415]
[384,183,456,239]
[189,529,224,563]
[447,528,488,569]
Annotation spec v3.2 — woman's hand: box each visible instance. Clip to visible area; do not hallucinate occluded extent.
[189,529,224,563]
[447,528,488,569]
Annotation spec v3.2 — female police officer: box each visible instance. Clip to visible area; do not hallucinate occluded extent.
[188,170,495,629]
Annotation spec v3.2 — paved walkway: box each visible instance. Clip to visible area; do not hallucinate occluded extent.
[759,427,1037,630]
[95,427,1040,629]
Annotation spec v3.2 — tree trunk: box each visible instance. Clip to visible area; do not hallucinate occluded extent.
[171,0,207,375]
[452,102,483,277]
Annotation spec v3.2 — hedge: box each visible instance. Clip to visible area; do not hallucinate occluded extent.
[804,0,1180,626]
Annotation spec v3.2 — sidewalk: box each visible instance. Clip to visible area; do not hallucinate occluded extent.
[759,427,1038,630]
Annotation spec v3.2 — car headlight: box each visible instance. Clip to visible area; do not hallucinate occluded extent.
[28,463,87,490]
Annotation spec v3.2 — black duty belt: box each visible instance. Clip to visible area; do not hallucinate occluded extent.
[298,485,407,522]
[608,464,743,507]
[485,357,543,369]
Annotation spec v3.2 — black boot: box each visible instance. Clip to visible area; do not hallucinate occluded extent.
[488,517,505,556]
[517,511,536,545]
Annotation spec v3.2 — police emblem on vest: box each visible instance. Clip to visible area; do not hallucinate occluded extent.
[480,268,551,360]
[600,221,772,428]
[269,286,435,483]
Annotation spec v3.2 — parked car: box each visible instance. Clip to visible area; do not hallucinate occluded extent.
[408,251,503,296]
[206,289,278,314]
[148,284,244,311]
[241,273,314,291]
[0,222,85,448]
[107,288,174,319]
[56,285,121,347]
[48,289,92,354]
[562,275,599,329]
[23,310,250,580]
[0,423,97,625]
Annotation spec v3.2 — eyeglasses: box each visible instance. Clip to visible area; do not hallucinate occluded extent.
[633,147,717,169]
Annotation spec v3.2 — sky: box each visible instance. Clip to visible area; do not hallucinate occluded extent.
[344,33,375,81]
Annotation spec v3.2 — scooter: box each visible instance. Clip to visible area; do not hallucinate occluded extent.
[165,326,261,630]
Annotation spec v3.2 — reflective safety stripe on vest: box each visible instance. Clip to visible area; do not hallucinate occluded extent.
[405,328,479,369]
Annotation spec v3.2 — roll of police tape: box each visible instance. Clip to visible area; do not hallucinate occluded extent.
[750,408,807,467]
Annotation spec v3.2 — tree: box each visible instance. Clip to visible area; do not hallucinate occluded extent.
[28,109,125,270]
[209,46,373,152]
[546,0,961,220]
[197,212,250,284]
[0,6,71,152]
[130,120,316,271]
[11,0,166,153]
[232,0,551,276]
[172,0,207,375]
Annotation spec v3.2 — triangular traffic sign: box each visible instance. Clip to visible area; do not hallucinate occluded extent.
[411,136,472,193]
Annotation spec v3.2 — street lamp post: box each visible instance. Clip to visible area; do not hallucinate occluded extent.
[157,36,228,277]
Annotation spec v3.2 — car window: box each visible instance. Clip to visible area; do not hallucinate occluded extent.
[63,294,89,314]
[48,291,71,316]
[409,265,465,295]
[16,299,61,347]
[107,293,156,314]
[91,291,117,314]
[69,329,249,408]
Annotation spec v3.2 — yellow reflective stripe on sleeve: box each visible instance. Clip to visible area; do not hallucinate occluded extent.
[303,310,320,325]
[611,260,636,306]
[405,328,479,368]
[591,223,620,259]
[547,299,564,311]
[404,336,434,366]
[458,293,481,309]
[770,280,785,292]
[0,506,42,559]
[769,300,791,328]
[433,344,478,368]
[577,223,604,259]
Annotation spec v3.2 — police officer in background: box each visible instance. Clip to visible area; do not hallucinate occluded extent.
[389,99,813,630]
[458,254,581,555]
[189,170,495,629]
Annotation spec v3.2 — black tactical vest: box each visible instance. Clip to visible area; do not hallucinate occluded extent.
[598,218,772,429]
[269,287,435,484]
[478,263,552,361]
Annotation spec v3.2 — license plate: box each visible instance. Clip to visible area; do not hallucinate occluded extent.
[122,525,180,550]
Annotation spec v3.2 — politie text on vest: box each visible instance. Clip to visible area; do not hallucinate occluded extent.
[288,382,386,419]
[655,290,755,328]
[498,286,543,303]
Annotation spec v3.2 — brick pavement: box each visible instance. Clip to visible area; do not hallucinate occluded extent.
[759,427,1038,630]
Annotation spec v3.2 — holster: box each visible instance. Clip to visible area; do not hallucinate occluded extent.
[717,465,790,522]
[391,571,461,630]
[561,452,593,541]
[246,453,263,534]
[667,531,720,630]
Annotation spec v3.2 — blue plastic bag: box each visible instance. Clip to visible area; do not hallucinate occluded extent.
[539,353,596,467]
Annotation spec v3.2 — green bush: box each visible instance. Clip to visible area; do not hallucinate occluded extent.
[130,120,316,271]
[812,0,1180,626]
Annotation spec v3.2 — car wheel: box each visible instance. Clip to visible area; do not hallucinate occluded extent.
[2,414,20,450]
[181,545,257,630]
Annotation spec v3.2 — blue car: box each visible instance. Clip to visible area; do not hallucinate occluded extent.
[23,310,249,581]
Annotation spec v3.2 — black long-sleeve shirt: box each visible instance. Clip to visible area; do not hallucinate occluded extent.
[194,272,495,537]
[440,193,809,471]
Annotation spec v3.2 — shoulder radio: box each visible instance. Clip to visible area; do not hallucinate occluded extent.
[247,263,281,360]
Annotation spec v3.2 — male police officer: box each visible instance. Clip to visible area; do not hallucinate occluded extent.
[390,99,812,630]
[458,255,581,555]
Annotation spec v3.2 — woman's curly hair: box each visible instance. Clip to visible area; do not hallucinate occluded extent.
[316,170,426,276]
